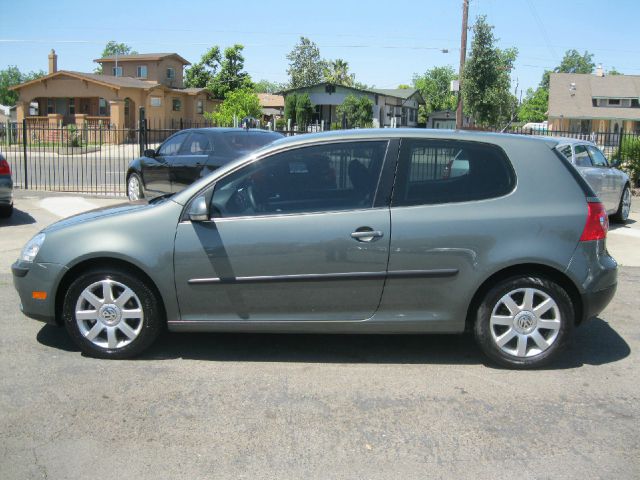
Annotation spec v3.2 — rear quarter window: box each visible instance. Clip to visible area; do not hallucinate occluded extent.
[393,139,515,206]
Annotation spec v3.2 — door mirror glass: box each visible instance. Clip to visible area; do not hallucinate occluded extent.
[188,195,209,222]
[143,149,156,158]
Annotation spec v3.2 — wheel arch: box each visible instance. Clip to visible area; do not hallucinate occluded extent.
[465,263,583,332]
[54,257,166,326]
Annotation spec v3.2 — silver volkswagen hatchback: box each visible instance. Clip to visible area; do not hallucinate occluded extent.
[12,130,618,368]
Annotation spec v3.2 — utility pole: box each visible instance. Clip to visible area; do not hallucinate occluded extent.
[456,0,470,129]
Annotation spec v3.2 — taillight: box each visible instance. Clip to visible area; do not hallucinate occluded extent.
[580,201,608,241]
[0,159,10,176]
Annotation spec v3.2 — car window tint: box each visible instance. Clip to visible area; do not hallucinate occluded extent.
[182,132,210,154]
[574,145,593,167]
[220,132,282,151]
[587,145,609,167]
[393,139,515,206]
[211,141,388,217]
[558,145,572,160]
[157,133,186,156]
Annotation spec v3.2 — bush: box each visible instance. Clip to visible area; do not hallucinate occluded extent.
[612,135,640,186]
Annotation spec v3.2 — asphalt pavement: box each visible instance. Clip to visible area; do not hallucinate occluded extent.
[0,190,638,479]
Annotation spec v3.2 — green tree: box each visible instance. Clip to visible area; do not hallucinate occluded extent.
[323,59,355,87]
[336,94,373,128]
[462,15,518,127]
[518,87,549,123]
[0,66,45,105]
[185,46,221,88]
[412,66,458,122]
[397,84,411,89]
[204,88,261,126]
[295,93,314,129]
[284,93,297,124]
[540,49,595,88]
[286,37,326,88]
[95,41,137,73]
[254,79,286,93]
[608,67,622,76]
[208,44,253,99]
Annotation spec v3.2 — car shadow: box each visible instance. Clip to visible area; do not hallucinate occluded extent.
[0,207,36,226]
[610,218,636,230]
[36,317,630,369]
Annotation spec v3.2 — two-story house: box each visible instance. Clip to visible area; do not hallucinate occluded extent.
[10,50,218,140]
[548,69,640,139]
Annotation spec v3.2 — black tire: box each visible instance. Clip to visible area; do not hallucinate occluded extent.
[62,268,163,359]
[474,275,574,369]
[127,172,144,202]
[612,185,631,224]
[0,203,13,218]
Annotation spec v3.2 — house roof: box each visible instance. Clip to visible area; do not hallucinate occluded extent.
[279,82,425,104]
[94,53,191,65]
[9,70,162,91]
[257,93,284,108]
[548,72,640,120]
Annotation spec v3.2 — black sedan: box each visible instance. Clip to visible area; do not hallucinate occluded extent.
[126,128,284,201]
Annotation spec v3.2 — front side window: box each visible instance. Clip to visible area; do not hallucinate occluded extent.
[574,145,593,167]
[157,133,186,156]
[587,145,609,167]
[172,98,181,111]
[392,139,515,206]
[211,141,388,218]
[181,132,210,154]
[137,65,148,78]
[112,66,123,77]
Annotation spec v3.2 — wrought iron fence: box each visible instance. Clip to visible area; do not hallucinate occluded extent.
[1,118,638,196]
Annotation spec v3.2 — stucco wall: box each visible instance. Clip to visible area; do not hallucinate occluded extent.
[100,58,185,87]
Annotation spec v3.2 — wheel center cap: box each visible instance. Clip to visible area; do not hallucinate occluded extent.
[513,311,537,334]
[98,304,121,326]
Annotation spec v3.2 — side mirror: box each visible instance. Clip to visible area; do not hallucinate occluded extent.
[144,149,156,158]
[188,196,209,222]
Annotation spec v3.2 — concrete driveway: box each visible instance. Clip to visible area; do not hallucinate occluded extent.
[1,191,638,479]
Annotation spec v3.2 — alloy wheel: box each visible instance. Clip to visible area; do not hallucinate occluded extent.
[622,188,631,221]
[74,279,144,349]
[489,287,561,358]
[128,175,141,201]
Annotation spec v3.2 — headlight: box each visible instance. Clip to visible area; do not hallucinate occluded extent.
[20,233,46,262]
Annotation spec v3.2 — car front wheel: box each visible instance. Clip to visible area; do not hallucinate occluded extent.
[474,276,574,369]
[62,268,163,359]
[127,173,144,202]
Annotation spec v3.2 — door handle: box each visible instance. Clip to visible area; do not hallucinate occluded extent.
[351,229,384,242]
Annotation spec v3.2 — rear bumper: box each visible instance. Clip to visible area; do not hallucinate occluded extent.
[0,176,12,205]
[581,282,617,323]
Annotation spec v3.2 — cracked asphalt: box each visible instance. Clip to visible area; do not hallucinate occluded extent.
[0,191,638,479]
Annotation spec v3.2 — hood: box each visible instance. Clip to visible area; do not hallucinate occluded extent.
[42,200,157,233]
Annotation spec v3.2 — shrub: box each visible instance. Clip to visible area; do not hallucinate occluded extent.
[612,135,640,186]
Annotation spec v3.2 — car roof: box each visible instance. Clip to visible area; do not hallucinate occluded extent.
[185,128,283,136]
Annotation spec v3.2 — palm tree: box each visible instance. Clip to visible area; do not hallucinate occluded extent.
[324,59,355,87]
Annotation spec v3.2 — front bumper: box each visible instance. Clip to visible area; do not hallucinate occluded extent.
[12,260,68,324]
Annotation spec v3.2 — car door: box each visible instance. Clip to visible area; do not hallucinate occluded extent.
[144,132,188,196]
[173,139,395,323]
[377,138,517,331]
[573,144,605,202]
[586,144,618,211]
[170,131,211,193]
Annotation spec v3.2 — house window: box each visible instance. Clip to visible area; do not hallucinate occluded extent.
[632,99,639,108]
[608,99,620,106]
[47,98,54,114]
[99,98,108,116]
[150,96,162,107]
[112,66,123,77]
[136,65,148,78]
[172,98,181,111]
[592,98,598,107]
[167,67,175,80]
[196,99,204,114]
[69,98,75,115]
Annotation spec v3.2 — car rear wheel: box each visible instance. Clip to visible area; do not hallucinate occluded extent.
[62,268,163,359]
[0,203,13,218]
[474,276,574,369]
[127,173,144,202]
[612,185,631,224]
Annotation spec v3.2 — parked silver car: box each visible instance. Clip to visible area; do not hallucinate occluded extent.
[12,130,617,368]
[556,140,631,223]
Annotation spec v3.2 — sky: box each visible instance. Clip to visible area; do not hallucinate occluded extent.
[2,0,639,96]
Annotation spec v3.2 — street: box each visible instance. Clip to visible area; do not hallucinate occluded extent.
[0,190,638,479]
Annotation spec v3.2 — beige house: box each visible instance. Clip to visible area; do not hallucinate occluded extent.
[548,70,640,136]
[257,93,284,124]
[10,50,219,141]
